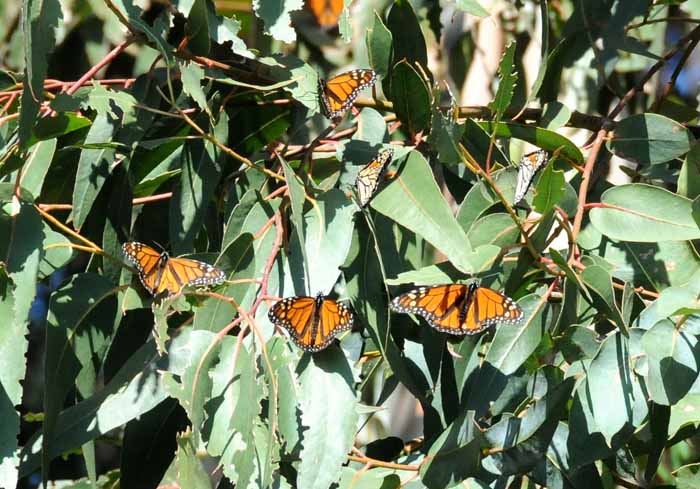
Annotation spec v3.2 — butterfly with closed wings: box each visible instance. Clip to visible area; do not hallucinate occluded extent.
[319,69,377,121]
[391,282,523,335]
[356,148,393,207]
[122,242,225,297]
[268,293,354,352]
[514,149,549,203]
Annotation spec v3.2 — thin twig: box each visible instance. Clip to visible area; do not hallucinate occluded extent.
[570,129,607,262]
[65,39,135,95]
[651,34,700,112]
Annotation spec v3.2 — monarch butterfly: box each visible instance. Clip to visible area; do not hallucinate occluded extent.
[319,69,377,121]
[390,282,523,335]
[267,293,354,352]
[514,149,549,203]
[356,148,393,207]
[122,242,225,297]
[307,0,344,27]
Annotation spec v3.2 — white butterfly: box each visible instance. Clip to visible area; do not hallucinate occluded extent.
[514,149,549,204]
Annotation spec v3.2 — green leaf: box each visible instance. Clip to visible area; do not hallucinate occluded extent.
[19,138,56,198]
[203,337,264,487]
[42,273,119,481]
[519,0,549,113]
[455,0,488,17]
[428,106,464,166]
[485,294,548,376]
[674,463,700,489]
[483,378,575,475]
[207,3,252,57]
[371,151,480,273]
[580,265,627,335]
[282,189,355,296]
[579,332,647,445]
[540,102,571,130]
[679,141,700,199]
[180,61,211,117]
[366,12,393,80]
[268,338,301,457]
[457,168,517,231]
[171,430,211,489]
[297,349,359,489]
[669,394,700,438]
[419,410,481,488]
[577,225,700,290]
[532,163,565,214]
[477,121,584,164]
[86,83,138,119]
[192,233,255,332]
[169,137,222,254]
[466,213,519,248]
[184,0,211,55]
[71,112,118,230]
[489,41,517,119]
[163,330,222,440]
[642,320,700,405]
[19,335,175,476]
[0,204,42,488]
[27,112,92,146]
[389,60,431,136]
[252,0,303,43]
[19,0,62,147]
[386,0,428,70]
[121,399,187,489]
[338,467,401,489]
[589,184,700,242]
[608,113,695,165]
[344,218,431,410]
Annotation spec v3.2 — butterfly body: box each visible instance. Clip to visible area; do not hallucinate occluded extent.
[356,148,393,207]
[514,149,549,203]
[268,292,354,352]
[122,242,225,297]
[391,283,522,335]
[319,69,377,121]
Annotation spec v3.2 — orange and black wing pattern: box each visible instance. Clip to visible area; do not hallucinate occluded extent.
[268,294,354,352]
[319,69,377,121]
[307,0,344,28]
[122,242,225,297]
[390,283,522,335]
[356,148,393,207]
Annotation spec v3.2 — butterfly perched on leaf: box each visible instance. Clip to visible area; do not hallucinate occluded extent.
[319,69,377,121]
[122,242,225,297]
[390,283,523,335]
[356,148,393,207]
[268,293,354,352]
[307,0,344,27]
[514,149,549,203]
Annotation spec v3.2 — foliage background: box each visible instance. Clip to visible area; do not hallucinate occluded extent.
[1,0,700,487]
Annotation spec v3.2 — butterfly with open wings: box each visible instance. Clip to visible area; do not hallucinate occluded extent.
[391,283,523,335]
[268,293,354,352]
[122,242,225,297]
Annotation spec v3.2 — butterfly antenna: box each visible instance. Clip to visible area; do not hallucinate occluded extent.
[153,240,168,254]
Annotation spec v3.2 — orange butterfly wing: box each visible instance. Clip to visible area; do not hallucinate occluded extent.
[307,0,344,27]
[319,69,377,120]
[123,242,225,297]
[356,149,393,207]
[391,283,523,335]
[268,295,354,352]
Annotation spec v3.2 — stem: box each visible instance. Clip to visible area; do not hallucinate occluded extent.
[570,129,607,262]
